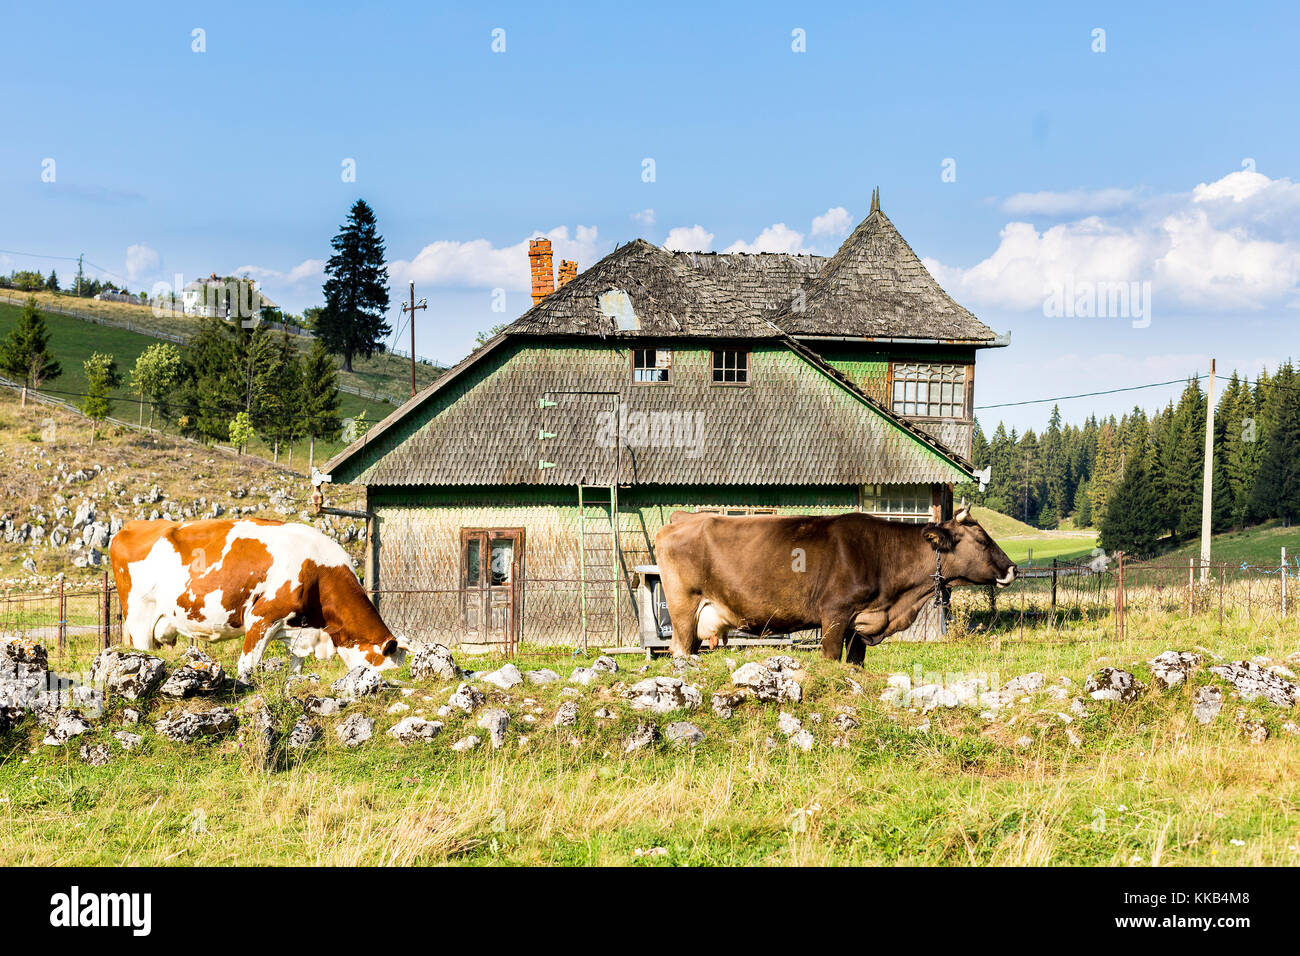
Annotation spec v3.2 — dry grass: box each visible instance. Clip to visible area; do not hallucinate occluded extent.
[3,612,1299,866]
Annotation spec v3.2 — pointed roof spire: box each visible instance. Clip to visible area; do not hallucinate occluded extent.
[870,186,880,214]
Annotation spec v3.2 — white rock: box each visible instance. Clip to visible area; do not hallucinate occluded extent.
[481,663,524,690]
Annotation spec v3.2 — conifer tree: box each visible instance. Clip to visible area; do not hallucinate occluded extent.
[318,199,391,372]
[0,296,62,405]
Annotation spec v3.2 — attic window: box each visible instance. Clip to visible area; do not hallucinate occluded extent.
[891,363,969,419]
[632,348,671,384]
[711,349,749,384]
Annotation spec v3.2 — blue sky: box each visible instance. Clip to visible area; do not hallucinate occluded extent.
[2,1,1298,431]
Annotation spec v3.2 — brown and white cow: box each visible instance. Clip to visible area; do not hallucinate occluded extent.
[654,506,1016,665]
[109,518,406,679]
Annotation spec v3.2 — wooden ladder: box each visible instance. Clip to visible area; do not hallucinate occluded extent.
[578,484,620,651]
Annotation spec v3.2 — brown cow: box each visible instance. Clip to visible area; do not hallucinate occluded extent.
[654,506,1016,664]
[109,518,406,679]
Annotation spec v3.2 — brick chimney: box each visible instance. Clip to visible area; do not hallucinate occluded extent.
[529,239,554,306]
[557,259,577,288]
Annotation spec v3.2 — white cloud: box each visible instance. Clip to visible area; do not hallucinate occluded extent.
[1191,169,1272,203]
[125,244,160,281]
[388,225,605,292]
[235,258,324,284]
[1002,188,1138,216]
[631,208,656,229]
[925,169,1300,313]
[662,225,715,252]
[724,223,808,254]
[810,206,852,238]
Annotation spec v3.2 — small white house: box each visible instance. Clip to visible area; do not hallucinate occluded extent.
[181,273,277,321]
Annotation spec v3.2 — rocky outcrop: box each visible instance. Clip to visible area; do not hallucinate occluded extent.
[160,647,225,698]
[387,716,443,744]
[336,714,374,748]
[477,708,510,748]
[480,664,523,690]
[664,722,704,748]
[1147,651,1201,690]
[730,657,802,703]
[90,648,166,701]
[448,683,485,714]
[1193,686,1223,724]
[625,676,702,713]
[332,666,383,699]
[1209,661,1298,708]
[553,700,579,727]
[153,706,238,742]
[408,643,459,681]
[1085,668,1144,702]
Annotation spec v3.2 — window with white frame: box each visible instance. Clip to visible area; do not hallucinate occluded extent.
[891,363,968,418]
[861,484,933,523]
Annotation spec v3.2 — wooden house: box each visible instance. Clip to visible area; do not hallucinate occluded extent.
[319,194,1007,650]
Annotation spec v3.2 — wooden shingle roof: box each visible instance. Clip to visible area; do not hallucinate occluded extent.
[507,201,998,345]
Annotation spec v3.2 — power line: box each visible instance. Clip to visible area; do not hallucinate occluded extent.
[976,375,1207,410]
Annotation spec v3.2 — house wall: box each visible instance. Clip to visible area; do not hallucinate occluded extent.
[814,343,978,460]
[368,483,944,649]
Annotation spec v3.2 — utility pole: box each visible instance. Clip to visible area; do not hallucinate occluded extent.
[400,281,426,397]
[76,253,84,296]
[1200,358,1216,581]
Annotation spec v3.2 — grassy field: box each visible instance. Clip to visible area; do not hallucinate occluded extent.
[3,608,1298,866]
[0,300,404,468]
[972,506,1099,566]
[1163,521,1300,569]
[0,290,446,396]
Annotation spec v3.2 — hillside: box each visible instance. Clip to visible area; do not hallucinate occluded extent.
[0,387,365,589]
[972,506,1099,566]
[0,290,443,408]
[1162,520,1300,568]
[0,298,425,470]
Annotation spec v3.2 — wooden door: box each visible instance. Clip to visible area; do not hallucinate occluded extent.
[460,529,523,652]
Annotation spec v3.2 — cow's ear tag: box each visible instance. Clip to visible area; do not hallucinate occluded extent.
[923,523,955,552]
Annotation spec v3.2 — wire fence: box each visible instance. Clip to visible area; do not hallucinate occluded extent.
[3,554,1294,662]
[0,574,119,663]
[956,552,1297,642]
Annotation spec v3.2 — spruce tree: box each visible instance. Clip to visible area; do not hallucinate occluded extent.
[1250,363,1300,522]
[299,339,343,471]
[0,296,62,404]
[178,316,242,441]
[318,199,391,372]
[1100,456,1161,556]
[252,329,303,462]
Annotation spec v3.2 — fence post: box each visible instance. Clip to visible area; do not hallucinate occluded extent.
[1283,547,1288,619]
[1187,556,1194,617]
[102,568,110,648]
[57,577,66,657]
[1051,558,1058,611]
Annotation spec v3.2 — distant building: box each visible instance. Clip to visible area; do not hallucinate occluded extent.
[181,273,277,321]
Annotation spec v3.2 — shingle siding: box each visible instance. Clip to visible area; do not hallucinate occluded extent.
[330,340,971,487]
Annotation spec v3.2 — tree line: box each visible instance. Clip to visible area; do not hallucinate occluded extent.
[963,362,1300,556]
[0,198,399,466]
